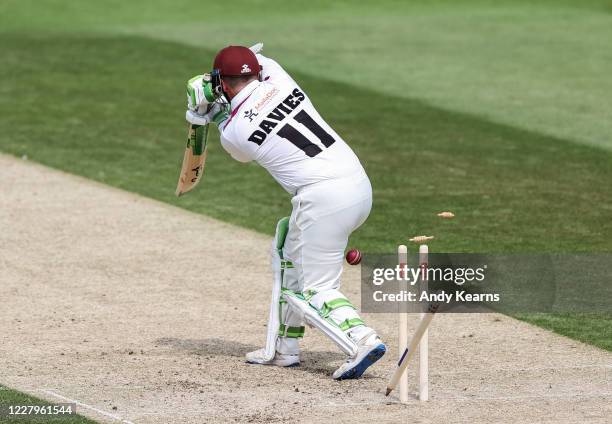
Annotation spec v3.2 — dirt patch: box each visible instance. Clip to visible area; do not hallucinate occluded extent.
[1,154,610,423]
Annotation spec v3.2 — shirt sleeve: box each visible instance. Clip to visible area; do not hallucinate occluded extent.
[220,128,254,163]
[257,54,292,83]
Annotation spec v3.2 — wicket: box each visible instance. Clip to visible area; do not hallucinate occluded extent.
[397,245,409,402]
[388,242,431,401]
[417,244,429,402]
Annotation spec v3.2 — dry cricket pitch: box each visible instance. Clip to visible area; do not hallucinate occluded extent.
[1,154,610,423]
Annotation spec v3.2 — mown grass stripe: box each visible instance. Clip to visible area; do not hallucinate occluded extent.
[0,33,610,351]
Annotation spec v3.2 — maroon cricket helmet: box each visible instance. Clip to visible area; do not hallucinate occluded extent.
[213,46,262,77]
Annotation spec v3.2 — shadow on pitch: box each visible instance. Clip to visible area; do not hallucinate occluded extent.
[155,337,347,376]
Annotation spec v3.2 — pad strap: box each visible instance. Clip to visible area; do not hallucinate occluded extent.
[320,298,356,318]
[339,318,365,331]
[278,324,305,338]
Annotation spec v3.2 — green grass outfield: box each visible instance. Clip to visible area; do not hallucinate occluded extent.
[1,0,610,391]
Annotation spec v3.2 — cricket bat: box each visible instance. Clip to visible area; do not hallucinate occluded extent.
[175,123,209,196]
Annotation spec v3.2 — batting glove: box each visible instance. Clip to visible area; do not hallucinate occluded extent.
[186,74,216,114]
[185,102,229,127]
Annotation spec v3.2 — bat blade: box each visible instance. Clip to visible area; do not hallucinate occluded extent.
[175,123,209,197]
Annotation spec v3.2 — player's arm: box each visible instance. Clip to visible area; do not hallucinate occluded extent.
[256,53,293,82]
[219,126,254,163]
[247,43,293,83]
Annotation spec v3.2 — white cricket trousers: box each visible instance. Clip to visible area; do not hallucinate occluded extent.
[277,169,374,349]
[284,171,372,292]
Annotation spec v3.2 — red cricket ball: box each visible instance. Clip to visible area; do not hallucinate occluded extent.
[345,248,362,265]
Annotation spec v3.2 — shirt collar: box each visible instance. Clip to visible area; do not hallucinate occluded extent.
[230,79,260,110]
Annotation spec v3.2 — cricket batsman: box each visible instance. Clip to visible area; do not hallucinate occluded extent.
[185,43,385,379]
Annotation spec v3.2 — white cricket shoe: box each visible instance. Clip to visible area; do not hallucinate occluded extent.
[245,348,300,367]
[332,333,386,380]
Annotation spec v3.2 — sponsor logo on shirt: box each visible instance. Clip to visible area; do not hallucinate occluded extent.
[254,87,280,111]
[243,109,259,122]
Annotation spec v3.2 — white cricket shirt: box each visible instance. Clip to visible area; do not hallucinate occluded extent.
[219,54,366,195]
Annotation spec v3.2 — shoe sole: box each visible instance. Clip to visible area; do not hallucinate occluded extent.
[335,343,386,380]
